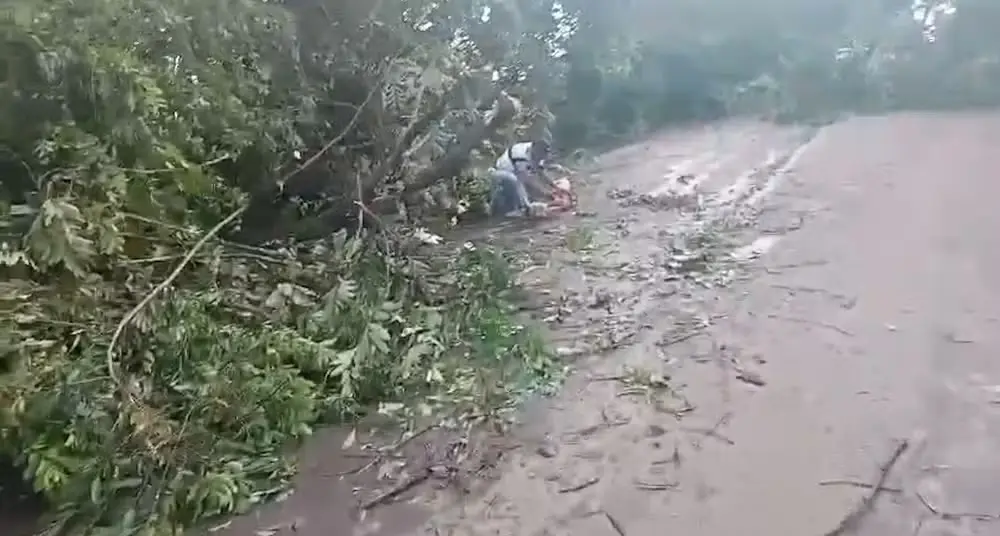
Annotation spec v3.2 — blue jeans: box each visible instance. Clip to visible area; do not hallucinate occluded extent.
[489,169,530,217]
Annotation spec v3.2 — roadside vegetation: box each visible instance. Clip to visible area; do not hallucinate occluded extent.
[0,0,995,533]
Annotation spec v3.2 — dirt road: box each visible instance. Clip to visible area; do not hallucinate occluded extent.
[211,112,1000,536]
[390,112,1000,536]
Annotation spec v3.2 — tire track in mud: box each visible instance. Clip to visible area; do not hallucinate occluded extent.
[416,121,825,536]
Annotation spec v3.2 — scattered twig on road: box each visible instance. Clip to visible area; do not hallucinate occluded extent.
[763,260,829,274]
[338,455,379,477]
[818,479,902,493]
[254,517,305,536]
[768,313,854,337]
[337,424,439,476]
[633,479,678,491]
[569,423,604,437]
[595,328,641,353]
[603,511,627,536]
[559,476,601,493]
[770,284,856,307]
[653,441,685,467]
[760,214,806,234]
[915,491,1000,522]
[770,284,836,295]
[684,426,735,447]
[734,366,767,387]
[684,411,734,449]
[942,332,975,344]
[563,408,630,442]
[589,374,629,382]
[821,439,909,536]
[670,441,683,467]
[656,327,708,348]
[653,393,697,419]
[600,407,631,427]
[360,469,431,510]
[616,386,646,397]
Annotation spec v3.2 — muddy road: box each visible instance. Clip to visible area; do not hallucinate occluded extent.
[212,112,1000,536]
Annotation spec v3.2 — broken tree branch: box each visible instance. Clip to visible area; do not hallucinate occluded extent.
[359,78,472,201]
[400,88,518,198]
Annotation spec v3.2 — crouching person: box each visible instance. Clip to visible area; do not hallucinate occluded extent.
[489,140,551,218]
[489,168,532,217]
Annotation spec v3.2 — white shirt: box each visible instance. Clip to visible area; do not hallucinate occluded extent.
[495,142,534,175]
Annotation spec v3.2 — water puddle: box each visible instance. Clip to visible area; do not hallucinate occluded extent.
[209,427,430,536]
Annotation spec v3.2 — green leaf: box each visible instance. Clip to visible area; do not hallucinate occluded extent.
[401,342,432,378]
[367,323,391,354]
[331,348,356,378]
[90,477,103,504]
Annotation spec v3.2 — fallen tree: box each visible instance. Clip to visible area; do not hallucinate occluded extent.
[0,0,560,533]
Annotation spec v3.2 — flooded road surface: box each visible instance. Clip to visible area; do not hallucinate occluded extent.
[406,112,1000,536]
[163,112,1000,536]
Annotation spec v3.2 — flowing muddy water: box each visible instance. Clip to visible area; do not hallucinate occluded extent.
[207,118,821,536]
[413,112,1000,536]
[105,119,803,536]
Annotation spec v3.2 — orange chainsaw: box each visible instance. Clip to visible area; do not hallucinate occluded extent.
[548,177,577,212]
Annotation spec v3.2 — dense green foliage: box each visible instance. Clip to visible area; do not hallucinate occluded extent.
[1,0,996,533]
[556,0,1000,140]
